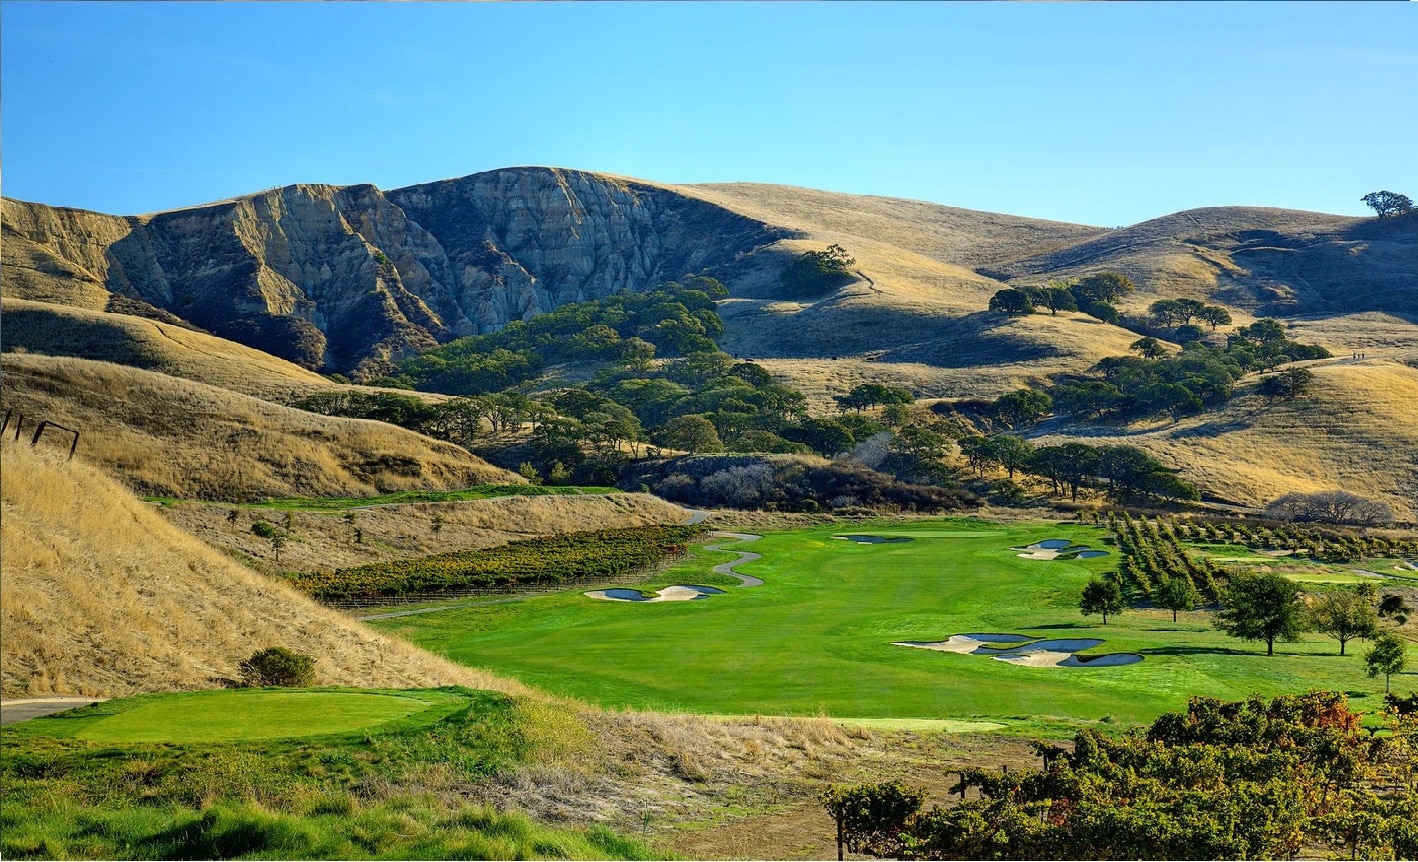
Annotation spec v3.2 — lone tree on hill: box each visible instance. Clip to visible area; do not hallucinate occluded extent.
[988,288,1036,315]
[1257,368,1314,402]
[1361,190,1414,219]
[1308,587,1378,656]
[1214,570,1307,656]
[1154,575,1201,623]
[1080,576,1125,625]
[1130,336,1167,359]
[780,244,856,296]
[1365,632,1408,692]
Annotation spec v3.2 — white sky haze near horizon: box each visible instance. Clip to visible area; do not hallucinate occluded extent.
[2,1,1415,226]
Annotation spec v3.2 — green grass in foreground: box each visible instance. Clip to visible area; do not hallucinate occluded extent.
[145,484,619,511]
[2,688,660,860]
[373,518,1418,726]
[16,689,444,744]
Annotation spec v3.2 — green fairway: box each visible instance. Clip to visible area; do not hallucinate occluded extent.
[374,518,1417,726]
[17,689,456,743]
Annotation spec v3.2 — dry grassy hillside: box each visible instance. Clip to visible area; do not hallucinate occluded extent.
[0,440,524,698]
[1039,358,1418,521]
[0,198,134,310]
[990,207,1417,319]
[0,353,516,500]
[0,298,459,406]
[162,493,692,573]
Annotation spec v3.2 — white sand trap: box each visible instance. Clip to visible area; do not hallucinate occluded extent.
[893,633,1033,653]
[1014,542,1109,560]
[896,634,1144,669]
[995,650,1075,667]
[585,585,726,603]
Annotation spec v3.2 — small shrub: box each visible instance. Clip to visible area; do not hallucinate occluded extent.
[251,521,278,539]
[239,647,316,688]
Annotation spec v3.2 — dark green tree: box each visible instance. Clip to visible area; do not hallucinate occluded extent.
[654,414,724,454]
[1361,190,1414,219]
[1308,588,1378,656]
[1154,575,1201,623]
[988,288,1036,315]
[780,244,856,295]
[989,389,1052,430]
[1080,576,1125,625]
[1214,570,1307,656]
[1070,272,1136,305]
[1130,336,1167,359]
[1365,632,1408,692]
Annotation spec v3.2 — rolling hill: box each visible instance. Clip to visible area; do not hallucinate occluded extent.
[0,440,524,698]
[0,352,516,500]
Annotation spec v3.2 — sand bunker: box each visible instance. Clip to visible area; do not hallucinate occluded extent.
[833,535,914,544]
[893,633,1033,653]
[1014,539,1110,560]
[895,634,1143,669]
[585,585,726,603]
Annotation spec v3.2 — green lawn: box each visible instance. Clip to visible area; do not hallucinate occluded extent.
[144,484,619,512]
[3,688,659,860]
[13,689,464,744]
[373,518,1417,726]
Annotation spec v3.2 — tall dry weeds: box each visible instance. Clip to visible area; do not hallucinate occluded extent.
[0,440,526,698]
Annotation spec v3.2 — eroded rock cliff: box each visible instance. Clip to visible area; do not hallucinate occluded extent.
[2,168,789,378]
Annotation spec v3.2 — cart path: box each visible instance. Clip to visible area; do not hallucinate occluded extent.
[705,531,765,587]
[1,696,107,726]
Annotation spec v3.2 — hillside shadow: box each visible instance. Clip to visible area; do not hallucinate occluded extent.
[1144,646,1257,657]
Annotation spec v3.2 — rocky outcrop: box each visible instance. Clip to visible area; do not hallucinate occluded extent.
[2,168,788,378]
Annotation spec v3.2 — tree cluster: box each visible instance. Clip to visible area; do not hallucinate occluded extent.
[960,438,1198,504]
[1265,489,1395,527]
[988,273,1135,322]
[1047,319,1328,424]
[1363,190,1415,219]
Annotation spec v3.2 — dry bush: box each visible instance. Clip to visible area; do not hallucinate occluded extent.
[0,353,516,500]
[0,440,527,698]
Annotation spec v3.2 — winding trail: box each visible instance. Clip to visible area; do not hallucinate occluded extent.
[705,531,765,587]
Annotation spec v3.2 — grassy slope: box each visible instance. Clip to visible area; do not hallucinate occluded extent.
[0,352,516,500]
[1039,358,1418,520]
[0,297,453,405]
[671,182,1147,406]
[2,688,660,860]
[159,492,691,574]
[0,440,526,698]
[374,519,1418,725]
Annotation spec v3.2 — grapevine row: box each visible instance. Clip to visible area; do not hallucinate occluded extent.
[290,525,704,603]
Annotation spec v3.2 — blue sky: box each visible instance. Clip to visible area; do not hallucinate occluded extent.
[3,2,1415,226]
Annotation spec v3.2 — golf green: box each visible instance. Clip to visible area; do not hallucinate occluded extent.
[373,518,1416,725]
[41,690,435,743]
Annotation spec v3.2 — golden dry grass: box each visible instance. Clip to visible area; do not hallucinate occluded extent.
[0,353,517,500]
[0,440,528,698]
[1,298,449,405]
[1040,358,1418,520]
[163,493,693,573]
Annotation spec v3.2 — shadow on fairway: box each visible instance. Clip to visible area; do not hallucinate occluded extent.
[1144,645,1254,657]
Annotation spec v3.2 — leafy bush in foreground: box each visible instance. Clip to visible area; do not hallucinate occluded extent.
[238,647,316,688]
[823,691,1418,860]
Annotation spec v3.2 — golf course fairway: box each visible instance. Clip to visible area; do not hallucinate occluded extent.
[372,519,1412,725]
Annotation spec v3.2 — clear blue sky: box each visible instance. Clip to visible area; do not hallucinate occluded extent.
[3,2,1415,226]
